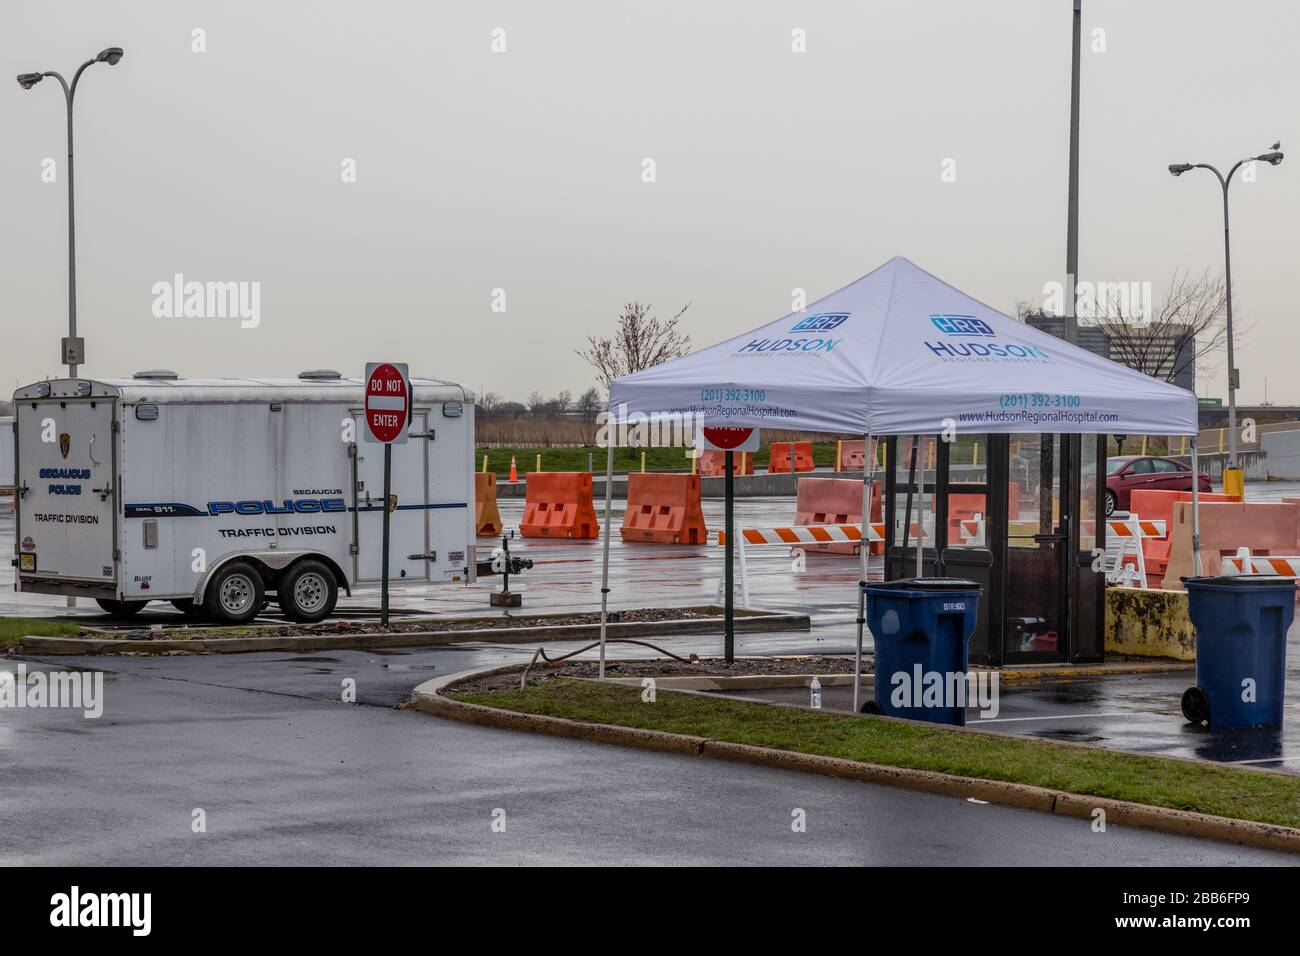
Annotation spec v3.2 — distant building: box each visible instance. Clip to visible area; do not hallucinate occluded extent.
[1023,311,1110,360]
[1023,311,1195,393]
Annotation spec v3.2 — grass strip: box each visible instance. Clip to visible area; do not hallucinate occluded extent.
[457,679,1300,829]
[0,619,82,645]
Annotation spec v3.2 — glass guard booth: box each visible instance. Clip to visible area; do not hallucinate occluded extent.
[883,433,1107,666]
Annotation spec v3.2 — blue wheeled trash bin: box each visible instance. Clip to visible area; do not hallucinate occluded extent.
[1181,575,1296,729]
[862,578,983,726]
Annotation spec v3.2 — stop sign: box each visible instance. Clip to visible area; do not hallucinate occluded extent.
[364,362,410,444]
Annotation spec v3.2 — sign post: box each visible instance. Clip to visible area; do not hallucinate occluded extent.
[698,426,758,664]
[364,362,411,627]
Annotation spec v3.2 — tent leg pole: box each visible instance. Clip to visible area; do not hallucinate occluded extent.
[598,430,615,679]
[915,435,924,577]
[1191,437,1202,577]
[855,433,873,714]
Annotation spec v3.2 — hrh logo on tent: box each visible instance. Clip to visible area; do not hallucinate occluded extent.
[736,312,847,357]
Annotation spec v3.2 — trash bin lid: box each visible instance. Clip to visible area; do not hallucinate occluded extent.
[864,577,982,592]
[1182,575,1299,589]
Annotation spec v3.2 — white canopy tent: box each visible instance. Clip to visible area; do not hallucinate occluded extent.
[598,257,1203,695]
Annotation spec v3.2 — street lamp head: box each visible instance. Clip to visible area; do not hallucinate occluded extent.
[1168,163,1193,177]
[1258,151,1284,166]
[16,72,44,89]
[95,47,124,65]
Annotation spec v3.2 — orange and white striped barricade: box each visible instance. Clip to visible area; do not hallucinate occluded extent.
[1105,515,1166,588]
[714,522,925,609]
[1222,548,1300,579]
[957,515,985,547]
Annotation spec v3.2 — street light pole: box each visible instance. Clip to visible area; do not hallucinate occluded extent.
[1064,0,1082,346]
[1169,145,1284,470]
[17,47,124,380]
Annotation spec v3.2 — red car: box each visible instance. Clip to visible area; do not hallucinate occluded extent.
[1105,455,1212,515]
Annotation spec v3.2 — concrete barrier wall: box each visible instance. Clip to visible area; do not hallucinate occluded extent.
[1104,586,1195,661]
[1263,428,1300,480]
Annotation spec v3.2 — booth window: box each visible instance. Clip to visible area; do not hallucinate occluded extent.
[945,435,989,549]
[892,435,935,552]
[1080,437,1099,553]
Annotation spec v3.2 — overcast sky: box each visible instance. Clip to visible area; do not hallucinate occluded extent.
[3,0,1296,406]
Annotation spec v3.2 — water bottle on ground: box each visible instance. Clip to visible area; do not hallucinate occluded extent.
[810,676,822,710]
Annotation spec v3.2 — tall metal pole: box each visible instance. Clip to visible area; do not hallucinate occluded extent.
[380,444,392,626]
[17,51,123,378]
[1170,149,1283,469]
[1218,175,1239,469]
[597,431,615,678]
[1064,0,1082,345]
[724,450,735,664]
[64,83,78,378]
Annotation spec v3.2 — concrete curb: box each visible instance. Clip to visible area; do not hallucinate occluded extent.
[18,606,808,656]
[411,667,1300,856]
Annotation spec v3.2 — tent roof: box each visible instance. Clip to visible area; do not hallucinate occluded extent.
[609,256,1197,436]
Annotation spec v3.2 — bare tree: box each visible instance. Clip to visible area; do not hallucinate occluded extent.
[478,390,501,413]
[1088,270,1230,385]
[554,389,572,413]
[526,390,546,415]
[577,300,692,392]
[576,386,602,420]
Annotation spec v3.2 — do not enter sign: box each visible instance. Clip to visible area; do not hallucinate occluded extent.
[364,362,411,444]
[700,426,758,453]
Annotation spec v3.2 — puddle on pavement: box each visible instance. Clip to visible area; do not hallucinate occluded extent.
[278,656,343,664]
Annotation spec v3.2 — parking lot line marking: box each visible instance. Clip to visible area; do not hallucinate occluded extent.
[976,711,1134,723]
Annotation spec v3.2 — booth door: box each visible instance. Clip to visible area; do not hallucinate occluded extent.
[1003,434,1068,663]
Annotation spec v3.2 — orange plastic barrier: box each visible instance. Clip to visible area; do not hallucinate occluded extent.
[620,473,707,544]
[1162,500,1300,587]
[1129,490,1239,584]
[769,441,815,474]
[944,482,1022,527]
[696,451,753,477]
[836,439,880,472]
[794,477,882,555]
[475,472,504,537]
[520,472,599,539]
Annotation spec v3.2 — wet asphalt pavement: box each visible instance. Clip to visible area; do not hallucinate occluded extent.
[2,644,1294,866]
[3,486,1300,864]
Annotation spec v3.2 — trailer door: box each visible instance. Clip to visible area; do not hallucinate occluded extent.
[16,400,118,586]
[352,411,431,583]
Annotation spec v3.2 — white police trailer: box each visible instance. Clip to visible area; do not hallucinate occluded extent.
[12,370,475,624]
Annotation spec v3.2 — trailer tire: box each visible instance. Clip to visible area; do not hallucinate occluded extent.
[205,561,265,625]
[95,598,148,618]
[278,560,338,623]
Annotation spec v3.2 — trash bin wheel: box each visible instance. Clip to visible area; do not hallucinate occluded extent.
[1181,686,1211,725]
[860,700,884,715]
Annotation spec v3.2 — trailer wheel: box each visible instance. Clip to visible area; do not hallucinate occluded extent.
[95,598,148,618]
[205,561,265,625]
[278,560,338,623]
